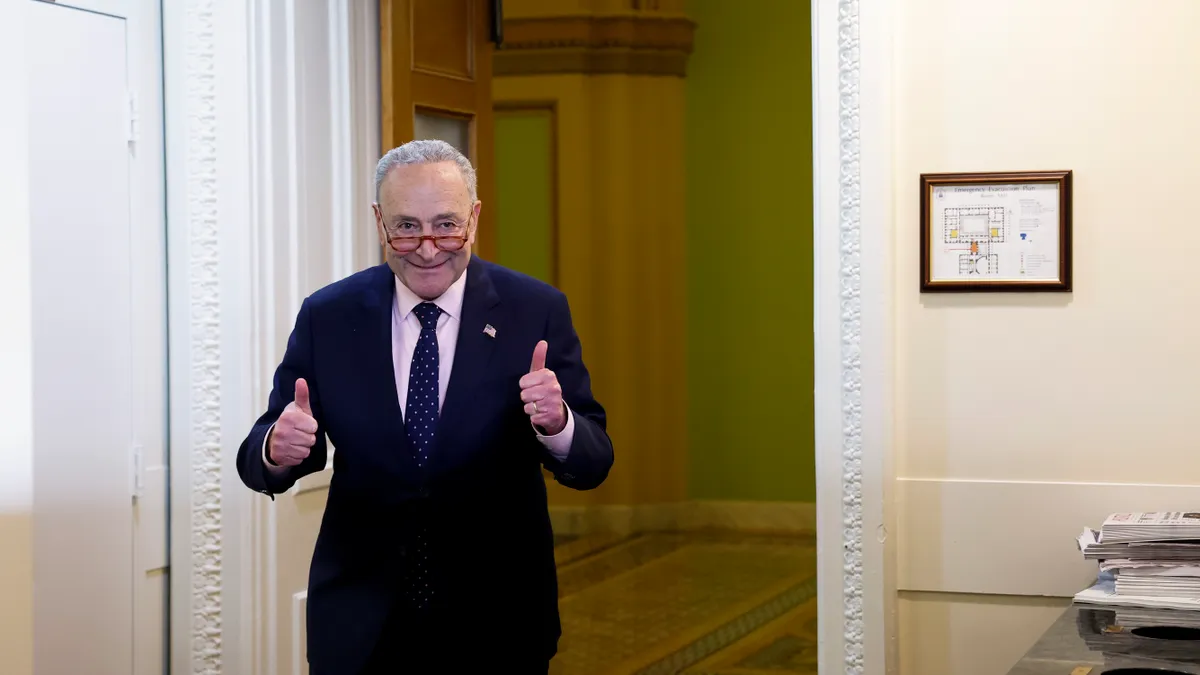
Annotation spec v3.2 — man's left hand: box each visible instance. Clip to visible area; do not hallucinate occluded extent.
[521,340,567,435]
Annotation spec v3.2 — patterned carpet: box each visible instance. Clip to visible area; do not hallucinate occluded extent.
[549,532,818,675]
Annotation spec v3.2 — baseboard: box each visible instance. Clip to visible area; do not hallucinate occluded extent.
[548,500,816,537]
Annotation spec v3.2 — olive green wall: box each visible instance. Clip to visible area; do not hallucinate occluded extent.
[685,0,815,501]
[494,111,555,285]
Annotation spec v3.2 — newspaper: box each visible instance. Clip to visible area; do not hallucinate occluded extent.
[1101,512,1200,544]
[1075,574,1200,610]
[1077,515,1200,608]
[1079,527,1200,560]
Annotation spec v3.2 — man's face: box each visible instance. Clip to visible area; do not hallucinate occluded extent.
[374,161,480,300]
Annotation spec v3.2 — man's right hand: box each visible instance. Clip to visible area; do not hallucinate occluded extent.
[268,378,318,467]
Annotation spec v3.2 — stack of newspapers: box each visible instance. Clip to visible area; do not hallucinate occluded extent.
[1075,512,1200,610]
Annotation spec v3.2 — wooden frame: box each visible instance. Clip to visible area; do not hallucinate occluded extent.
[919,170,1073,292]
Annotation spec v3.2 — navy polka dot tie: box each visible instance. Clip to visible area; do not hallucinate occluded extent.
[405,302,442,610]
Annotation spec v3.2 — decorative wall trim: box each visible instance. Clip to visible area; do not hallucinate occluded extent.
[182,1,224,673]
[493,15,695,77]
[167,0,256,671]
[837,1,865,672]
[166,0,378,672]
[813,0,895,673]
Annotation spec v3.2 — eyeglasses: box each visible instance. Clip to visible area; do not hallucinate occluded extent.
[376,208,474,254]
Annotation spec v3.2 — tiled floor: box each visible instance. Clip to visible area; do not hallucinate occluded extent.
[549,532,818,675]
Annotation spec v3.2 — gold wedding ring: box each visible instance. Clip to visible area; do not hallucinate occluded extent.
[532,402,539,414]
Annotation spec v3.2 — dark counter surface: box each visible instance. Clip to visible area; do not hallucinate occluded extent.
[1009,603,1200,675]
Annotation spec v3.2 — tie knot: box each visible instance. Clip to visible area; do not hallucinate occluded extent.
[413,302,442,330]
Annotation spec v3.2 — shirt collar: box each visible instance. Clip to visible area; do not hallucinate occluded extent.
[394,266,468,322]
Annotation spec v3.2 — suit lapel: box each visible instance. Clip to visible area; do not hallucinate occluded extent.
[359,265,409,454]
[436,257,501,452]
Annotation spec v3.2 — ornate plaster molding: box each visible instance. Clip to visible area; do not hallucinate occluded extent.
[837,0,865,673]
[184,0,223,672]
[494,14,695,77]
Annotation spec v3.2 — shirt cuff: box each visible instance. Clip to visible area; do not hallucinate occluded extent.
[535,403,575,462]
[262,423,288,474]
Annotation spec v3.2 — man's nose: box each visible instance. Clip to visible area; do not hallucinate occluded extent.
[416,237,440,259]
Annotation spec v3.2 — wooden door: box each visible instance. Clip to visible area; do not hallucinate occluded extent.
[380,0,498,260]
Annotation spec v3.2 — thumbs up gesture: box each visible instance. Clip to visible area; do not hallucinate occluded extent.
[520,340,567,435]
[268,378,318,467]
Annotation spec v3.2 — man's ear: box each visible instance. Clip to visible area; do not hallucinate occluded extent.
[469,200,483,244]
[373,203,387,245]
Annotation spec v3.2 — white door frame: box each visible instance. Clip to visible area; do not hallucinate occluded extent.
[812,0,897,673]
[163,1,380,673]
[163,0,900,672]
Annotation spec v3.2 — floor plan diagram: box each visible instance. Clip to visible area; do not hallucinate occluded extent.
[927,181,1061,283]
[943,206,1005,275]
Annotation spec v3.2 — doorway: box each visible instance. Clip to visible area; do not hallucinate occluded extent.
[25,1,170,673]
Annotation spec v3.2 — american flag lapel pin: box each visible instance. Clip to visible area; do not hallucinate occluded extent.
[483,324,497,339]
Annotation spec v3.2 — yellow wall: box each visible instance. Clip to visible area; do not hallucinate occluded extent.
[494,73,690,507]
[684,0,814,502]
[894,1,1200,673]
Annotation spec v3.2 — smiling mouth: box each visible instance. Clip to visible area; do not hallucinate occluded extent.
[408,259,448,270]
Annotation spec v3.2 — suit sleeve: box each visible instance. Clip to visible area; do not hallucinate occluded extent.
[236,297,330,497]
[542,290,614,490]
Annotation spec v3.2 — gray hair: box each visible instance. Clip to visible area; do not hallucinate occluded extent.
[374,139,477,202]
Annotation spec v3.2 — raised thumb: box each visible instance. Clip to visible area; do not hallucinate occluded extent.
[530,340,548,373]
[294,378,312,414]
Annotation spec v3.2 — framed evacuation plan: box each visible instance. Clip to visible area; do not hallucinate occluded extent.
[919,170,1072,292]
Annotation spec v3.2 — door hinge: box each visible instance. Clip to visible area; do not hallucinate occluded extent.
[126,90,139,145]
[131,442,144,501]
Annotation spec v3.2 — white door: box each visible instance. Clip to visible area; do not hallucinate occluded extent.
[26,1,170,674]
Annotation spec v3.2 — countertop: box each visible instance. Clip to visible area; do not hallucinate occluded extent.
[1008,603,1200,674]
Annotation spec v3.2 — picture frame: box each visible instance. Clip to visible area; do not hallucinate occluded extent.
[919,170,1072,292]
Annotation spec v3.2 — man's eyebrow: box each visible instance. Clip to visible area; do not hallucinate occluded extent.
[391,212,463,222]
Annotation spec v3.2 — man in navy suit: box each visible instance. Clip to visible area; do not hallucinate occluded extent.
[236,139,614,673]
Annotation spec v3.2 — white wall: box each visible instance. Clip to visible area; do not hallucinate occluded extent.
[0,2,34,674]
[893,1,1200,673]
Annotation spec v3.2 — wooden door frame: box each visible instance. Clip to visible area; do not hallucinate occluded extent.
[379,0,497,261]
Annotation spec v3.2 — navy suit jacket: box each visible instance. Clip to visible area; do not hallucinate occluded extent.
[235,258,613,670]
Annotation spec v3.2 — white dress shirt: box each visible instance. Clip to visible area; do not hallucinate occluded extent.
[265,269,574,467]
